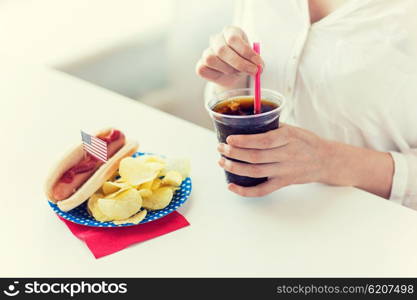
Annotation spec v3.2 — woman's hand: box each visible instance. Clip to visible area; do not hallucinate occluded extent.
[195,26,264,89]
[217,123,394,199]
[217,124,331,197]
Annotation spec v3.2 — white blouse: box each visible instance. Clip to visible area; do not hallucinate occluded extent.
[208,0,417,209]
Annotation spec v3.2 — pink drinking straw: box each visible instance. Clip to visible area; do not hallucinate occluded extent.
[253,42,261,114]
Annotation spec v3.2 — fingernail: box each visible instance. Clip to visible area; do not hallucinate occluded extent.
[217,143,225,152]
[226,136,233,144]
[218,157,225,166]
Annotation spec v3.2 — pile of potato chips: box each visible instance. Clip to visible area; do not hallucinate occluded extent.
[87,155,190,225]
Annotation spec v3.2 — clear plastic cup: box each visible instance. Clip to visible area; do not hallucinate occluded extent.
[206,88,285,187]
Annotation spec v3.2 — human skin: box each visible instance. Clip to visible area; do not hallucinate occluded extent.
[196,25,394,199]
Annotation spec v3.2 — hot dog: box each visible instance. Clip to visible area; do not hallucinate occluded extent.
[45,128,139,212]
[52,129,125,201]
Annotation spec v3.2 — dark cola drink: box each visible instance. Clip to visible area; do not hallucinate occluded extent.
[206,89,285,188]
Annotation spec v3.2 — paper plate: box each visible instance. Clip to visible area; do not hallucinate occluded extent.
[48,152,192,227]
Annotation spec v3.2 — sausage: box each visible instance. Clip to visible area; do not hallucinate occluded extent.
[52,130,125,201]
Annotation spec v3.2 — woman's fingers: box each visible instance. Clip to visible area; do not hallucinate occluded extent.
[218,143,290,164]
[201,48,237,75]
[195,59,223,81]
[228,177,288,197]
[196,26,264,86]
[223,26,264,67]
[218,157,279,178]
[210,33,258,75]
[227,125,292,149]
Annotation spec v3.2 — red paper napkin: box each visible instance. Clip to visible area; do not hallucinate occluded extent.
[59,212,189,259]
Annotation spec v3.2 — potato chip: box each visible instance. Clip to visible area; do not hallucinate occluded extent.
[88,192,112,222]
[119,157,164,185]
[142,187,173,210]
[105,186,131,199]
[112,209,147,225]
[151,178,162,190]
[147,162,166,171]
[139,180,153,190]
[88,153,190,224]
[161,170,182,186]
[160,158,190,179]
[137,155,166,165]
[138,188,152,198]
[97,188,142,220]
[102,181,130,195]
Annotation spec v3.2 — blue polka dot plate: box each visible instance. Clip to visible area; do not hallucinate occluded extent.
[48,152,192,227]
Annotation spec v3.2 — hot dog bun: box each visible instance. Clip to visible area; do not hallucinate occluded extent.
[45,129,139,212]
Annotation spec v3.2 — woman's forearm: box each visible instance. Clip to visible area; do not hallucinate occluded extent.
[321,140,394,199]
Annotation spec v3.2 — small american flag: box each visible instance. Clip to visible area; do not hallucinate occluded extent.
[81,131,108,162]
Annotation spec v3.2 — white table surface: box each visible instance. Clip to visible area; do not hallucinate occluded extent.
[1,63,417,277]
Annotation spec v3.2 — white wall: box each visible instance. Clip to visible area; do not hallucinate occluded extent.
[162,0,235,129]
[60,0,235,129]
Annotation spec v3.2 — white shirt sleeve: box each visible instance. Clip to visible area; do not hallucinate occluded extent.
[390,150,417,210]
